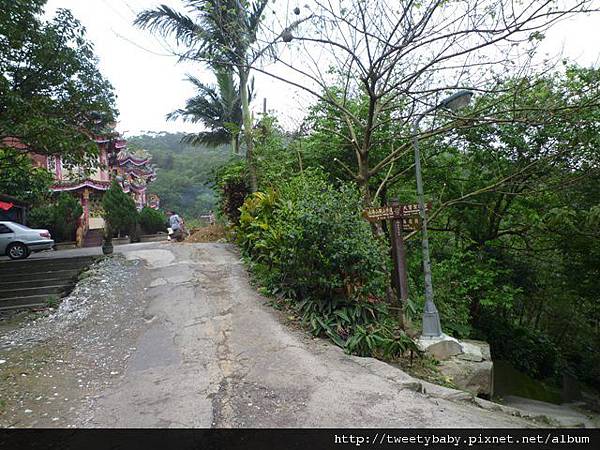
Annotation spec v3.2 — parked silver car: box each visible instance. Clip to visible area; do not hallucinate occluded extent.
[0,221,54,260]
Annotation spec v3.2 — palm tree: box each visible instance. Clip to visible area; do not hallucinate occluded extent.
[167,69,250,154]
[135,0,269,192]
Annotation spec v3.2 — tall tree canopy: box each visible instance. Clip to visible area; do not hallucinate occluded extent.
[0,0,117,203]
[266,0,599,206]
[0,0,117,168]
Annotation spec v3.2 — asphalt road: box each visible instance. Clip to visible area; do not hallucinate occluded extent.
[87,242,535,427]
[0,241,155,261]
[1,242,537,427]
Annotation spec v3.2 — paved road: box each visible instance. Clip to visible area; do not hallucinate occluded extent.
[1,242,537,427]
[86,242,534,428]
[0,241,159,261]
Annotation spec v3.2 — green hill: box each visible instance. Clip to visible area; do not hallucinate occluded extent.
[127,132,230,219]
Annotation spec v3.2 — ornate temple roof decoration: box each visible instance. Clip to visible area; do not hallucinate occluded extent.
[118,154,151,166]
[22,130,155,210]
[51,179,113,192]
[116,148,157,182]
[2,137,29,150]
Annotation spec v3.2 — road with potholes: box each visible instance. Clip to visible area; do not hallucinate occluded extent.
[0,242,537,427]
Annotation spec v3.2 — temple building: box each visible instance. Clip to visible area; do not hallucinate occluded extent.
[27,130,157,246]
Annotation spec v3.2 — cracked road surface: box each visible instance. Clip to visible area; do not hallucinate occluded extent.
[2,242,536,427]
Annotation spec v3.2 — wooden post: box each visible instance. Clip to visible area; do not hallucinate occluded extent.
[390,199,410,327]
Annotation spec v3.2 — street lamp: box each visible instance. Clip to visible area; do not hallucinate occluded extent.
[413,90,473,338]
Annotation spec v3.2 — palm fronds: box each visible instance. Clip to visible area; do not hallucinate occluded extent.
[168,69,243,150]
[134,5,203,48]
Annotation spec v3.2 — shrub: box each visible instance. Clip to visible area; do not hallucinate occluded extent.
[213,159,249,225]
[139,207,166,234]
[102,180,138,236]
[425,247,522,338]
[475,310,558,379]
[28,206,55,234]
[239,171,389,299]
[53,193,83,241]
[28,193,82,242]
[237,170,418,358]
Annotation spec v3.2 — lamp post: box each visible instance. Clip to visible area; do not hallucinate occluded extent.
[413,90,473,338]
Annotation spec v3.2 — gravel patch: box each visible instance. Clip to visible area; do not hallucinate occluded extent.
[0,255,149,428]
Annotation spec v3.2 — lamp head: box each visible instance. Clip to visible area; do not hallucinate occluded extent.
[440,90,473,112]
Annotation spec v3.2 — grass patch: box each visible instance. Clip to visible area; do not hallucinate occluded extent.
[45,296,60,309]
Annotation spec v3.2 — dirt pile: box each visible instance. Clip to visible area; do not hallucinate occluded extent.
[186,225,227,243]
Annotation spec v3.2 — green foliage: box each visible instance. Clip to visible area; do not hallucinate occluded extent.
[135,1,269,69]
[253,116,297,186]
[135,0,270,191]
[212,66,600,389]
[28,193,83,242]
[168,70,243,152]
[53,193,83,242]
[27,206,54,233]
[128,132,228,218]
[0,148,52,204]
[102,181,138,237]
[476,311,558,380]
[378,67,600,388]
[239,172,389,300]
[46,295,59,309]
[423,246,522,338]
[236,170,417,358]
[139,207,167,234]
[214,158,250,224]
[0,1,116,167]
[345,319,419,359]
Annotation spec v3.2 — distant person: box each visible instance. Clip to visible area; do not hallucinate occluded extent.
[167,210,184,242]
[208,210,215,226]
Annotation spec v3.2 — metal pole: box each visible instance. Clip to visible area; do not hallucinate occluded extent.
[413,116,443,338]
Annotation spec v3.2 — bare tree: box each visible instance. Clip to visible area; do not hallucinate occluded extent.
[253,0,599,205]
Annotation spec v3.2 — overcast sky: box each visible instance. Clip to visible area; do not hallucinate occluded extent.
[44,1,600,137]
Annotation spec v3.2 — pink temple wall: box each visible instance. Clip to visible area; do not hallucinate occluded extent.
[99,146,110,181]
[30,153,47,170]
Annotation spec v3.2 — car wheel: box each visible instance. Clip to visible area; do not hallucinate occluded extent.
[7,242,29,260]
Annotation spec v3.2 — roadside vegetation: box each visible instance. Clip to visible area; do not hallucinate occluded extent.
[28,193,83,243]
[135,0,600,394]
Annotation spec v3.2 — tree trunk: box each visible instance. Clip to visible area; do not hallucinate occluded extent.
[239,68,258,192]
[231,134,239,155]
[357,151,371,206]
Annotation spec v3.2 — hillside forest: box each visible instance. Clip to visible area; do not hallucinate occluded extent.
[127,132,229,218]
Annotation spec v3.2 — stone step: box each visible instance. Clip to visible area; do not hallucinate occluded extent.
[0,255,97,267]
[0,257,97,275]
[0,295,55,311]
[0,268,81,283]
[0,255,98,311]
[0,284,72,299]
[0,277,76,290]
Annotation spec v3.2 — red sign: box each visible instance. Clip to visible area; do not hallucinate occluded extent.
[0,201,14,211]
